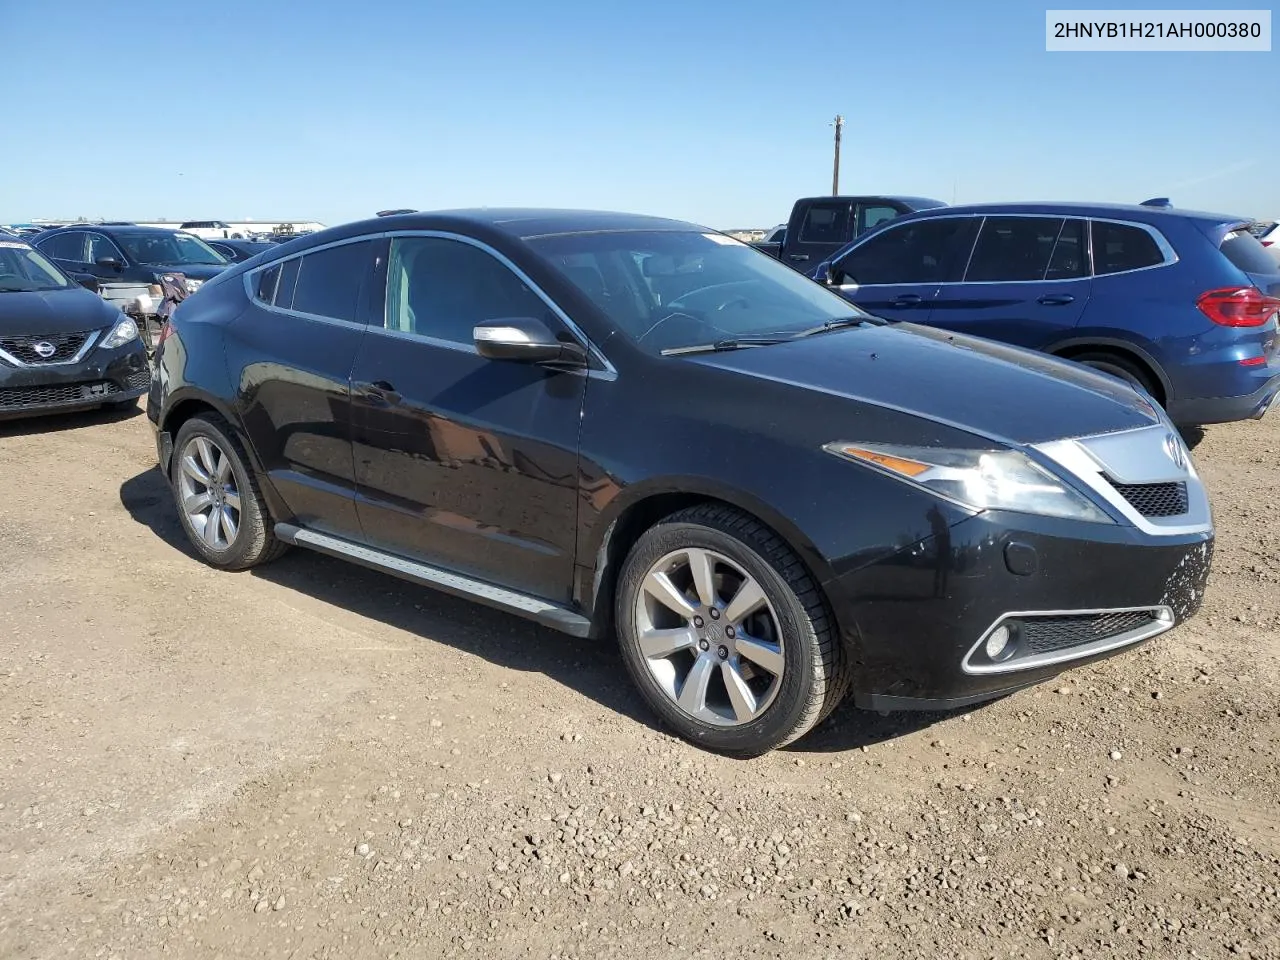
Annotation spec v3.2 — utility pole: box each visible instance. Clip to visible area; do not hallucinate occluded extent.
[831,115,844,195]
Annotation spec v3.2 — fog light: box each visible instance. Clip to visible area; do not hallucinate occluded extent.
[984,624,1012,661]
[1156,608,1174,623]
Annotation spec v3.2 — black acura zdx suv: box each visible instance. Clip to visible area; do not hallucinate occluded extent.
[148,210,1214,756]
[1,238,149,419]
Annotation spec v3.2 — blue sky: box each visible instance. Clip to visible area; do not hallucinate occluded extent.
[2,0,1274,228]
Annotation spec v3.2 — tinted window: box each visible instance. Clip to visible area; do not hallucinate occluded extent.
[1219,228,1278,275]
[836,218,974,285]
[386,237,549,345]
[39,231,86,261]
[1091,222,1164,275]
[1045,219,1088,280]
[965,217,1063,282]
[289,241,374,321]
[88,234,123,263]
[799,202,850,243]
[858,204,900,235]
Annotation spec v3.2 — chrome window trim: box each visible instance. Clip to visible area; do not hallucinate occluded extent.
[833,211,1178,285]
[0,328,102,368]
[243,230,617,380]
[962,605,1174,676]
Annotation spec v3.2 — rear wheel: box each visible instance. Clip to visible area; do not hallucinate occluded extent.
[1071,351,1160,401]
[170,414,287,570]
[615,504,847,757]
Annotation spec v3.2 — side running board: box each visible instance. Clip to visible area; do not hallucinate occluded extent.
[274,523,592,638]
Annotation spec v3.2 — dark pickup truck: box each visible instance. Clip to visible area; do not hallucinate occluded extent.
[752,195,947,269]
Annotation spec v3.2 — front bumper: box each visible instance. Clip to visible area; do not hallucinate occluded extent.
[1166,372,1280,426]
[824,510,1213,710]
[0,341,150,421]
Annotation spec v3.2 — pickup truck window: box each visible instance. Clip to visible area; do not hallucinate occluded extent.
[858,205,900,234]
[799,202,851,243]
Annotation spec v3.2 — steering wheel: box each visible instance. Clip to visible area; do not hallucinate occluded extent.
[636,309,730,347]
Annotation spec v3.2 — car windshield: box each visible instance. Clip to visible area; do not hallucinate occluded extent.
[117,232,227,266]
[0,241,73,291]
[527,230,871,354]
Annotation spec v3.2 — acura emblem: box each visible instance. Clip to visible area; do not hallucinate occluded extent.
[32,341,56,359]
[1163,431,1187,471]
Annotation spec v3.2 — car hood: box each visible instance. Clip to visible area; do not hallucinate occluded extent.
[692,322,1162,445]
[143,263,228,281]
[0,287,124,336]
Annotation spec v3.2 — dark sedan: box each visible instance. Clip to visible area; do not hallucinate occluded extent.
[148,209,1213,756]
[32,224,230,294]
[0,239,149,419]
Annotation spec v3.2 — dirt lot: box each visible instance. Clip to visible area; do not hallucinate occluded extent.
[1,404,1278,960]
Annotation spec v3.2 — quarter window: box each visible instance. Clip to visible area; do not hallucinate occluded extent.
[289,241,375,321]
[799,202,851,244]
[835,218,974,285]
[1091,222,1165,275]
[964,217,1064,282]
[385,237,550,345]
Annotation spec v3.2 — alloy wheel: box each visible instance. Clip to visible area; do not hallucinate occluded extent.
[633,547,785,726]
[177,435,241,550]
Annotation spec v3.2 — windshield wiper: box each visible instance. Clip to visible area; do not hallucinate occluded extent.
[793,315,886,338]
[0,285,33,292]
[661,337,791,356]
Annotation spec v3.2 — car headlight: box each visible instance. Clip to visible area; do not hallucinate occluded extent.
[100,315,139,349]
[823,441,1114,523]
[185,278,204,294]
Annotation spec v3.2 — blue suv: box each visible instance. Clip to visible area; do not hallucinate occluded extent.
[811,202,1280,426]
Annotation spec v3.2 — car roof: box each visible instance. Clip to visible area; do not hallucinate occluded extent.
[36,224,200,239]
[356,208,710,239]
[899,200,1249,225]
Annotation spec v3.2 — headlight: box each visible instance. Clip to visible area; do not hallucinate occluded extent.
[100,315,139,349]
[823,441,1113,523]
[185,278,204,294]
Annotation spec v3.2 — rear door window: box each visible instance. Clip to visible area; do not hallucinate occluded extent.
[1045,219,1088,280]
[964,217,1064,282]
[799,202,851,243]
[1091,222,1165,275]
[289,241,375,321]
[40,231,87,262]
[1219,228,1278,275]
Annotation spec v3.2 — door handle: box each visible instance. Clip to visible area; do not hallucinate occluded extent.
[356,380,401,405]
[890,294,923,307]
[1037,294,1076,306]
[788,254,810,262]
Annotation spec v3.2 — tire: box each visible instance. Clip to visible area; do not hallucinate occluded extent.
[1071,352,1159,401]
[170,413,288,570]
[614,504,848,757]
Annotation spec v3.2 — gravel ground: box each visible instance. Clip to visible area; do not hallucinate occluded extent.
[0,405,1277,960]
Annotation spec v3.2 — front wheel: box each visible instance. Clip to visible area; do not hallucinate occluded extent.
[615,504,847,757]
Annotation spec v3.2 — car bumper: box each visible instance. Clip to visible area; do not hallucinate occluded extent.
[823,510,1213,710]
[0,341,150,421]
[1166,373,1280,425]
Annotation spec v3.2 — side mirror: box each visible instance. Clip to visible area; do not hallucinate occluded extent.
[95,257,123,270]
[823,263,852,286]
[71,273,100,292]
[473,317,587,366]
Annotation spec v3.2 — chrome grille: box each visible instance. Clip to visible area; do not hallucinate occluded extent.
[0,332,91,364]
[1106,479,1189,518]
